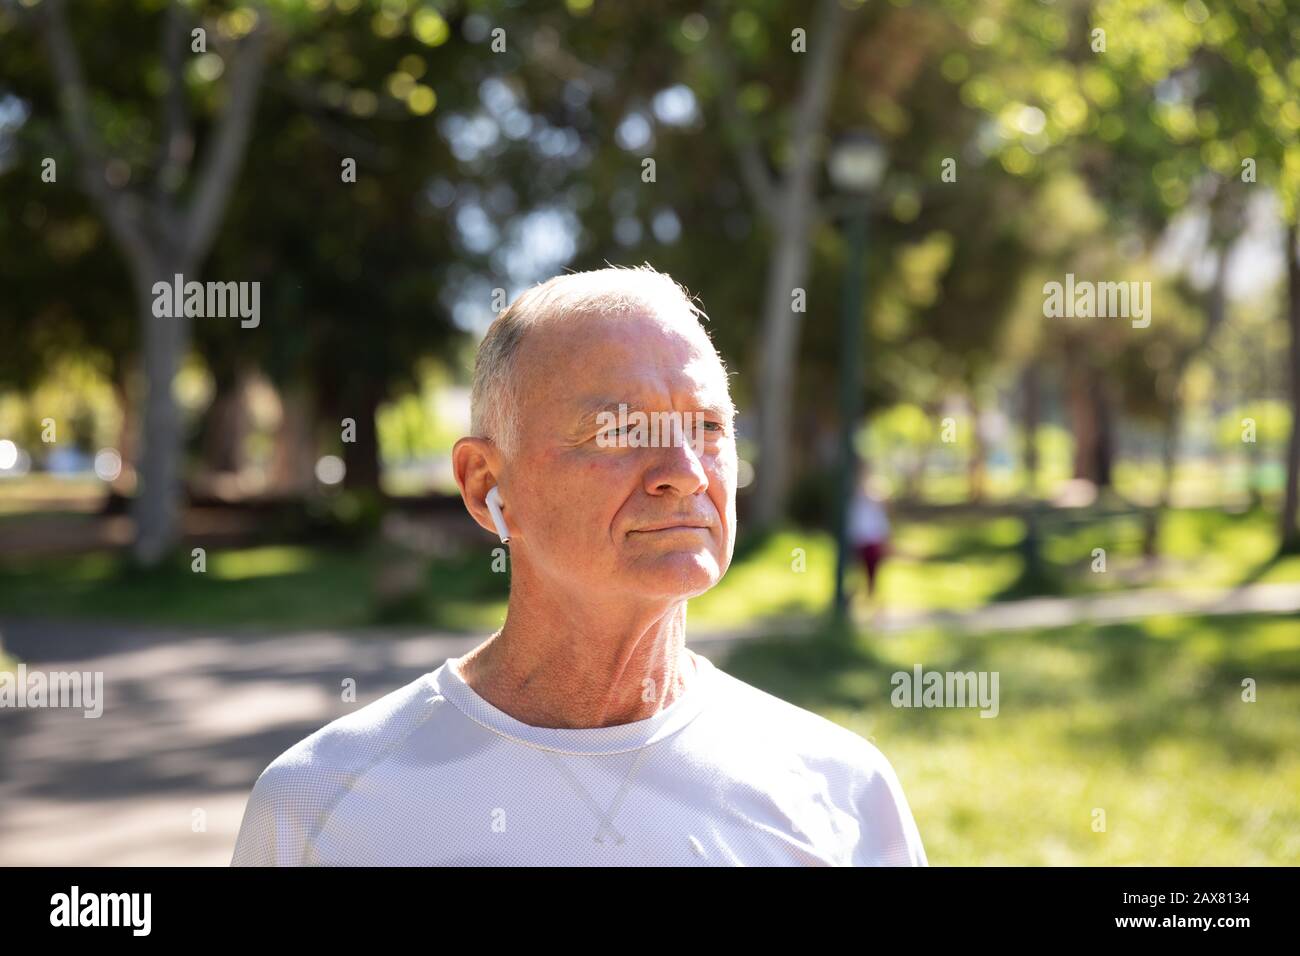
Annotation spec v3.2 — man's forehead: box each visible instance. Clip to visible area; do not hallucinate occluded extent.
[528,305,704,349]
[517,310,730,406]
[565,362,735,421]
[571,380,735,421]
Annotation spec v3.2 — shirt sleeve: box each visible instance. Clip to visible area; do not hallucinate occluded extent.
[851,743,928,866]
[230,761,318,867]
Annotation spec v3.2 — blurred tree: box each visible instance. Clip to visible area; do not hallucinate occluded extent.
[6,0,270,563]
[705,0,856,529]
[201,0,482,496]
[1085,0,1300,546]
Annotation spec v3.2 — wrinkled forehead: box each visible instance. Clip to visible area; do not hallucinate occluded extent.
[515,308,731,416]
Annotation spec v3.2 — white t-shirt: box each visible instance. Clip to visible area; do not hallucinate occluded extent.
[848,494,890,545]
[230,650,928,866]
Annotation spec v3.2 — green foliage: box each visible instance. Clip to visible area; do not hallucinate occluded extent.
[2,0,1299,525]
[1215,399,1290,452]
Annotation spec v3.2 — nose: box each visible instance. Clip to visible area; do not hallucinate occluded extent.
[641,423,709,497]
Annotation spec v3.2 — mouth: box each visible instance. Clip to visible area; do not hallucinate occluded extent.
[630,524,712,534]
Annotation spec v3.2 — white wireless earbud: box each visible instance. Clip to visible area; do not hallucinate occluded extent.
[485,486,510,543]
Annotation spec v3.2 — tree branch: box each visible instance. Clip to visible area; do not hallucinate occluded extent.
[37,0,154,272]
[154,0,195,209]
[784,0,851,199]
[267,73,398,167]
[707,2,778,224]
[182,14,271,266]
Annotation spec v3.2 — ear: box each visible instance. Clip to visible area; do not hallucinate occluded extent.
[452,436,507,540]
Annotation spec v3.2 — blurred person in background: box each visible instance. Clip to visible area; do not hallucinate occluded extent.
[849,460,891,604]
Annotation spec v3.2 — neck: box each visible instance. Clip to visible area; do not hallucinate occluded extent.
[456,577,698,730]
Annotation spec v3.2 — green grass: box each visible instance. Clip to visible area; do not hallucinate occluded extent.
[879,505,1300,603]
[688,530,833,624]
[724,612,1300,865]
[3,505,1300,631]
[1030,505,1300,591]
[673,505,1299,624]
[882,516,1025,608]
[0,521,1015,631]
[0,545,510,632]
[0,534,833,631]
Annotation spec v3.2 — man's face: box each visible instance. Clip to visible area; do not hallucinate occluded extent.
[505,309,737,606]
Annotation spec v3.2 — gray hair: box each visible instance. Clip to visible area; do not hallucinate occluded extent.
[470,263,721,457]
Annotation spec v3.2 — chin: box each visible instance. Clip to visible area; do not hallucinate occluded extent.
[628,550,722,599]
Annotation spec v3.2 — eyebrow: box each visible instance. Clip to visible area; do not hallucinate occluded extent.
[573,399,627,427]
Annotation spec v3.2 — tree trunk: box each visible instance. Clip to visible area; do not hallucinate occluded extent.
[111,358,139,496]
[1067,351,1098,484]
[35,0,270,565]
[968,390,986,502]
[269,381,318,497]
[202,369,251,478]
[1281,225,1300,548]
[744,0,851,531]
[905,444,929,501]
[130,264,193,565]
[1094,382,1115,490]
[1021,363,1040,498]
[754,198,818,527]
[340,389,383,494]
[1143,407,1180,558]
[1067,353,1114,490]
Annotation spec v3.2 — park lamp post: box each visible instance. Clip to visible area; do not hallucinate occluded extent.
[828,130,887,624]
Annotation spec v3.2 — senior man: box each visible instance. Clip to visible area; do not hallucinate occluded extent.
[231,264,927,866]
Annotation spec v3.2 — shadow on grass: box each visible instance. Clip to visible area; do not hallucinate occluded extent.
[898,519,1025,563]
[721,612,1298,767]
[722,614,889,712]
[989,556,1065,602]
[1237,551,1284,588]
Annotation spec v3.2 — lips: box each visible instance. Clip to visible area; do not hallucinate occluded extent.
[631,522,713,534]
